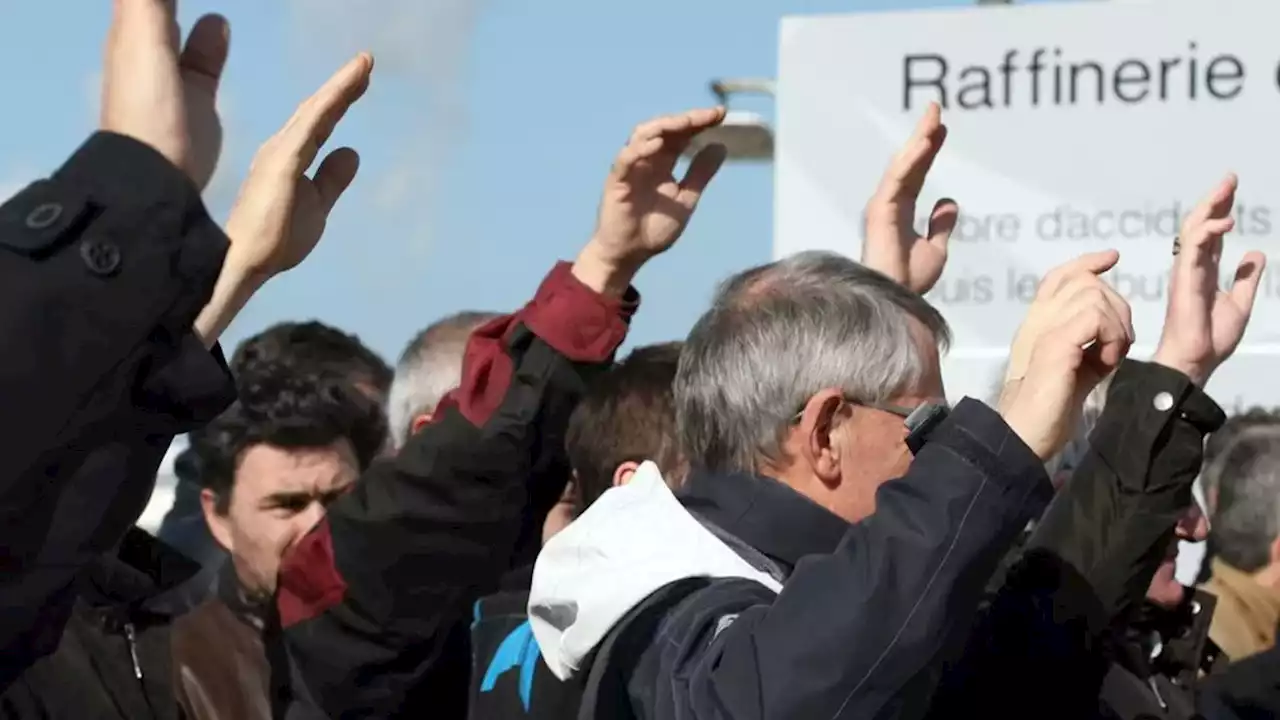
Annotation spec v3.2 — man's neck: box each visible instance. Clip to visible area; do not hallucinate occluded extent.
[1253,564,1280,594]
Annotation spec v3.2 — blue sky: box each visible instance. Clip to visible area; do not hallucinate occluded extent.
[0,0,1054,361]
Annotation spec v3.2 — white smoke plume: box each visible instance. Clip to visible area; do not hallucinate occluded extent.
[286,0,485,256]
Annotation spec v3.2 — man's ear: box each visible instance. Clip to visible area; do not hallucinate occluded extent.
[200,488,235,553]
[612,461,642,488]
[1269,535,1280,569]
[797,389,846,488]
[410,412,434,436]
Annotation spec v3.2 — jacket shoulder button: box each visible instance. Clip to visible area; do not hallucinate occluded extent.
[25,202,63,230]
[1153,391,1174,412]
[80,239,121,277]
[0,182,88,256]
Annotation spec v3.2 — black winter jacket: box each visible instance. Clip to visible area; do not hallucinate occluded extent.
[928,360,1226,720]
[1,529,200,719]
[0,132,235,688]
[527,397,1054,720]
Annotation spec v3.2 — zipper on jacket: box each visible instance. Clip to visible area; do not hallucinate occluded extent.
[1146,677,1167,710]
[124,621,143,680]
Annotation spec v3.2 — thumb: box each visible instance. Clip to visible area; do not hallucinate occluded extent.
[312,148,360,215]
[926,198,958,251]
[179,14,230,95]
[1230,250,1267,312]
[675,143,728,209]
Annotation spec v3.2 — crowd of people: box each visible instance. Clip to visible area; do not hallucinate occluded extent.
[6,2,1280,719]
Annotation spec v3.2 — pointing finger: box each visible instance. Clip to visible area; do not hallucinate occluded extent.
[1185,173,1238,229]
[1037,250,1120,299]
[872,103,946,206]
[629,107,726,144]
[279,53,374,171]
[611,135,664,179]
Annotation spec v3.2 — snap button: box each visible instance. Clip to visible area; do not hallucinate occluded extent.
[25,202,63,230]
[80,240,121,277]
[1153,391,1174,412]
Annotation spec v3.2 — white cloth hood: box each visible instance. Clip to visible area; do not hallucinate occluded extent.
[527,461,783,681]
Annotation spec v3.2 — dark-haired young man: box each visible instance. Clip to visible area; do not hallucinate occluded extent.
[170,367,386,720]
[469,342,685,719]
[157,320,392,581]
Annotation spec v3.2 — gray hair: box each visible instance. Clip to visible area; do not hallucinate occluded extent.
[1209,426,1280,572]
[1202,408,1280,501]
[675,251,950,474]
[387,310,500,450]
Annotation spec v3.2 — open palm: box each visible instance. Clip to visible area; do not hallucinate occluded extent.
[224,54,372,279]
[1155,174,1266,384]
[101,2,229,191]
[591,108,728,270]
[861,102,958,295]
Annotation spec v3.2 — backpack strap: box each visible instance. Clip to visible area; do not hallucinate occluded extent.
[575,576,712,720]
[576,517,786,720]
[687,510,789,584]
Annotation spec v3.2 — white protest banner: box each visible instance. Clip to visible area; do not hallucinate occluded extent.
[776,0,1280,408]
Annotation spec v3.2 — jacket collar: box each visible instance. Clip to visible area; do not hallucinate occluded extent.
[677,469,849,573]
[215,558,271,630]
[1203,558,1280,654]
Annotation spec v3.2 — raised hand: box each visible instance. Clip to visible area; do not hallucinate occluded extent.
[193,53,373,346]
[860,102,958,295]
[101,0,230,189]
[223,53,373,280]
[1004,250,1128,385]
[998,252,1134,460]
[575,108,729,295]
[1152,174,1266,385]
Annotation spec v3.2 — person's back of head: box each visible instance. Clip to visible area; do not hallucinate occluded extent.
[1207,425,1280,585]
[386,311,500,451]
[1203,408,1280,511]
[231,320,392,404]
[564,341,684,517]
[675,250,950,523]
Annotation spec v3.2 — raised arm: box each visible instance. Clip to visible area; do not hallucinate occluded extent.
[275,107,730,718]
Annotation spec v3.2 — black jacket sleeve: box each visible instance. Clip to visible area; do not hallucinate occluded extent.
[0,133,235,687]
[627,399,1052,720]
[275,262,635,719]
[925,359,1225,720]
